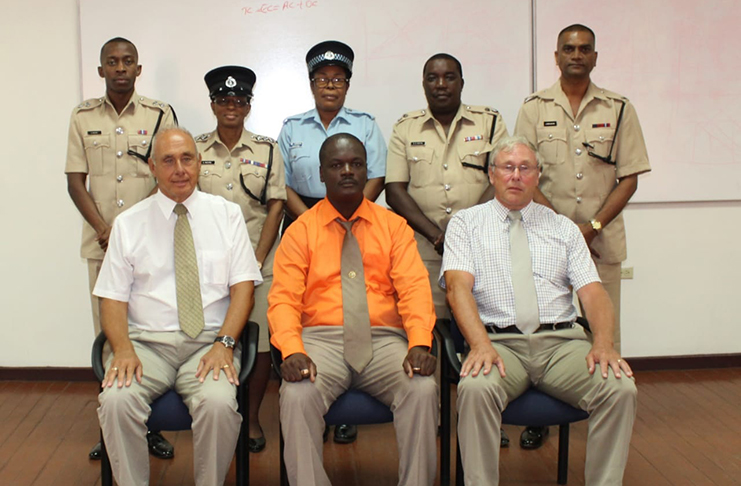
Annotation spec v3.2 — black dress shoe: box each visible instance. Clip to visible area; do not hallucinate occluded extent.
[89,441,102,460]
[520,426,549,450]
[248,436,266,453]
[147,431,174,459]
[333,424,358,444]
[500,428,510,448]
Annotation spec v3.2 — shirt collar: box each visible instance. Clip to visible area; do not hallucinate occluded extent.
[104,90,138,114]
[423,103,472,127]
[154,188,201,220]
[491,197,536,223]
[307,106,350,127]
[548,81,608,115]
[317,197,374,227]
[206,128,254,153]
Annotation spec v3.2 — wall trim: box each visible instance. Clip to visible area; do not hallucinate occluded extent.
[1,354,740,381]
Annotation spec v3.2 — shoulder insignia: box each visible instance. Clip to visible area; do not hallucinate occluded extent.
[139,97,171,111]
[252,134,276,144]
[395,109,426,124]
[523,94,539,103]
[345,108,376,121]
[602,89,629,102]
[465,105,499,115]
[75,98,104,111]
[194,133,211,143]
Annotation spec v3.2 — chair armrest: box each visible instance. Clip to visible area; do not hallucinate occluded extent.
[269,341,284,380]
[576,316,591,333]
[434,319,462,376]
[238,321,259,383]
[91,332,107,382]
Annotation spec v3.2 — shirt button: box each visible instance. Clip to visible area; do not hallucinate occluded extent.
[548,133,553,139]
[226,183,233,190]
[225,162,232,169]
[348,271,357,279]
[576,173,583,180]
[576,197,582,203]
[444,184,451,191]
[575,148,582,155]
[117,151,124,158]
[116,127,124,135]
[574,124,580,131]
[445,207,452,214]
[599,135,605,141]
[204,170,210,175]
[474,151,480,156]
[413,156,419,162]
[116,175,123,182]
[141,139,147,146]
[93,141,98,146]
[443,164,448,170]
[117,199,124,207]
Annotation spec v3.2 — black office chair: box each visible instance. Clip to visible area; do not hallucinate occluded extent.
[270,325,443,486]
[91,322,259,486]
[437,317,590,486]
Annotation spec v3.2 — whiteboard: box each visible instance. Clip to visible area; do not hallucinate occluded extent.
[79,0,532,147]
[535,0,741,202]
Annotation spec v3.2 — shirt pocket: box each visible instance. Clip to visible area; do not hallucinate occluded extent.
[584,128,616,162]
[457,142,493,184]
[288,145,315,186]
[240,163,268,201]
[199,161,223,193]
[407,146,435,189]
[83,134,112,175]
[127,135,154,176]
[536,128,567,165]
[199,250,229,286]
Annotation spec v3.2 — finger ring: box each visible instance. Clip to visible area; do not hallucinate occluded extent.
[112,367,119,372]
[222,364,230,369]
[300,368,310,376]
[617,359,622,363]
[412,367,422,372]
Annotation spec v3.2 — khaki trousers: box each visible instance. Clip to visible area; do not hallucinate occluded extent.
[98,330,242,486]
[279,326,438,486]
[457,327,636,486]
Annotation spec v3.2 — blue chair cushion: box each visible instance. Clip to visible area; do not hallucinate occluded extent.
[501,388,589,427]
[324,389,393,426]
[146,390,193,431]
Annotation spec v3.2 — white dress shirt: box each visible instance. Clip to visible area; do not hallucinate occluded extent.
[94,189,262,332]
[440,198,600,328]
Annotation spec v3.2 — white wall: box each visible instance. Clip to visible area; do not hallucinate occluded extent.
[1,0,739,367]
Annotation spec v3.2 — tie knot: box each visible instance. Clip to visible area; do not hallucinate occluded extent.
[174,204,188,217]
[508,210,522,223]
[336,218,358,232]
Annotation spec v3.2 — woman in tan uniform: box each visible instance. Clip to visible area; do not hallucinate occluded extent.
[197,65,286,452]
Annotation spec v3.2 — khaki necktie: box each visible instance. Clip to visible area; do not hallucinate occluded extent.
[174,203,205,338]
[336,218,373,373]
[508,210,540,334]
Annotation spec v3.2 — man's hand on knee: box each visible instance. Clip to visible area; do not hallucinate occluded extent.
[103,348,143,388]
[461,344,506,378]
[196,344,238,384]
[282,353,317,383]
[402,346,436,378]
[586,344,633,379]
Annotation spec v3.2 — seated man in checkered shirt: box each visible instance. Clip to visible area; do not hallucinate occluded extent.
[441,136,637,486]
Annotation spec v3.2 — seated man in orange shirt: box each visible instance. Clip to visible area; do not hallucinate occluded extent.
[268,133,438,486]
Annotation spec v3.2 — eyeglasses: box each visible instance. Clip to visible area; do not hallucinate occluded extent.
[213,97,249,107]
[494,164,539,176]
[311,77,348,88]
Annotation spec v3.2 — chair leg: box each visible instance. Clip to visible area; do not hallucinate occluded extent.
[100,430,113,486]
[455,435,464,486]
[236,385,249,486]
[440,354,451,486]
[280,423,288,486]
[557,424,570,485]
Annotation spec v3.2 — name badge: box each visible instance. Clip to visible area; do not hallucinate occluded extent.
[290,142,303,148]
[411,141,426,146]
[201,160,215,165]
[87,130,102,135]
[544,121,557,127]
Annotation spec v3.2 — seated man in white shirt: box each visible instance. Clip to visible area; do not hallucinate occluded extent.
[94,127,263,486]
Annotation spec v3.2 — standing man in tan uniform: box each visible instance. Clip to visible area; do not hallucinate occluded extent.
[514,23,650,450]
[197,65,286,453]
[386,53,508,321]
[65,37,177,460]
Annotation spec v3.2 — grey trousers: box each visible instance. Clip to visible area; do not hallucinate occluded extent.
[98,329,242,486]
[279,326,438,486]
[457,327,637,486]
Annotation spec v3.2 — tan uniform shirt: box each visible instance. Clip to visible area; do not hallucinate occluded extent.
[65,92,176,260]
[514,81,651,264]
[386,103,508,261]
[196,129,286,276]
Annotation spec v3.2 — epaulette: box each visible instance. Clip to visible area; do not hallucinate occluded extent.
[523,94,539,103]
[344,108,375,120]
[194,133,211,143]
[602,89,629,103]
[282,111,309,125]
[139,96,171,111]
[395,109,427,124]
[74,98,104,111]
[252,134,276,144]
[465,105,499,115]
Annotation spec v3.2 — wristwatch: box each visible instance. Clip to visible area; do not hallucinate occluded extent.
[214,335,236,349]
[589,219,602,234]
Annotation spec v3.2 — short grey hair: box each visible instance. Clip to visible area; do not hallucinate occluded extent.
[150,127,196,164]
[489,135,542,171]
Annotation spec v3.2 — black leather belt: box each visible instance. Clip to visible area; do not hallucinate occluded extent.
[485,321,575,334]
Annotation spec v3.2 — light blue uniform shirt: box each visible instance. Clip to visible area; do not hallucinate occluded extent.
[277,106,387,198]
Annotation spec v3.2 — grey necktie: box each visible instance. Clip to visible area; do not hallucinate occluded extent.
[174,204,205,338]
[336,218,373,373]
[508,210,540,334]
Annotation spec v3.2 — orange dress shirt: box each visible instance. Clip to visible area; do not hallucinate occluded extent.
[268,198,435,358]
